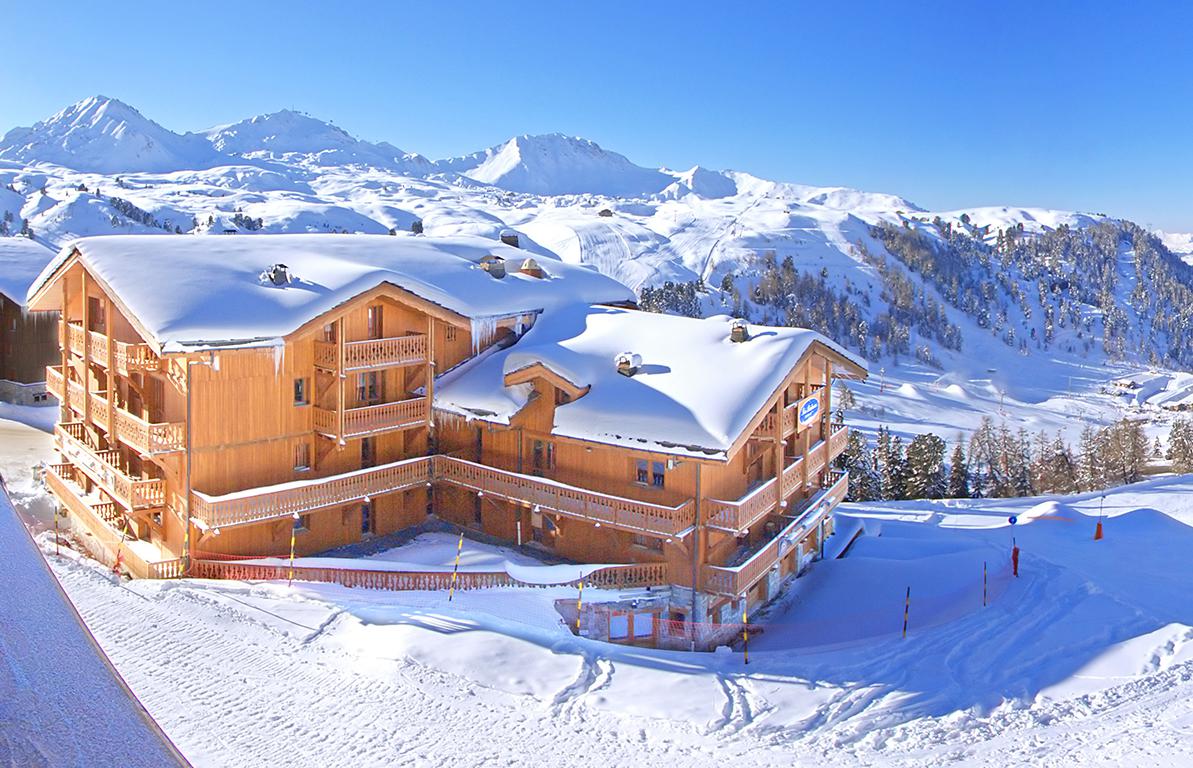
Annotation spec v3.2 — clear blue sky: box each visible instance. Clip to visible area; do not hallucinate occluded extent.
[3,1,1192,229]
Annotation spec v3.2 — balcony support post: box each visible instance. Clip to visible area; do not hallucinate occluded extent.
[81,271,91,430]
[59,277,70,425]
[337,318,345,445]
[106,296,116,446]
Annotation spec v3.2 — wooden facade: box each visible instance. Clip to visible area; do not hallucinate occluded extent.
[0,292,58,403]
[32,246,865,645]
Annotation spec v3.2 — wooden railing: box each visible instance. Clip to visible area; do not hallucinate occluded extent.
[702,471,849,596]
[314,334,427,372]
[188,560,668,590]
[434,455,695,537]
[48,366,184,455]
[44,462,169,580]
[313,397,427,440]
[61,321,158,375]
[758,387,826,438]
[191,456,434,529]
[55,423,165,510]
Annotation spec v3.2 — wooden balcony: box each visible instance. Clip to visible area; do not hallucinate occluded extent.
[707,423,849,534]
[433,455,696,538]
[313,397,427,441]
[314,334,427,372]
[191,456,434,529]
[61,321,159,375]
[758,386,826,438]
[47,365,185,455]
[702,470,849,596]
[55,422,165,511]
[44,462,179,579]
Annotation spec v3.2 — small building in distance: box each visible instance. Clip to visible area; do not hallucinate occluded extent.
[0,237,58,404]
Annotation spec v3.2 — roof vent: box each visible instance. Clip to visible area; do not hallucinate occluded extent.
[519,258,545,279]
[480,255,506,279]
[260,263,293,287]
[730,318,750,343]
[615,352,642,377]
[500,229,520,248]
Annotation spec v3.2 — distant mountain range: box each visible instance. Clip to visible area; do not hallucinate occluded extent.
[5,95,1193,421]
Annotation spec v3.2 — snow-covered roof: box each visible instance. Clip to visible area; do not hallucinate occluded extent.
[27,234,635,351]
[435,305,867,459]
[0,237,55,306]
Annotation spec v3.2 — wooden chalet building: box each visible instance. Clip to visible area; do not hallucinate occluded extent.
[0,237,58,404]
[28,234,866,649]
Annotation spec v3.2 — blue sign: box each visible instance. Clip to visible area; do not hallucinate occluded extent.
[798,396,820,427]
[1008,515,1018,525]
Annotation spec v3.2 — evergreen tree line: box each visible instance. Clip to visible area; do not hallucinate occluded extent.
[834,412,1193,502]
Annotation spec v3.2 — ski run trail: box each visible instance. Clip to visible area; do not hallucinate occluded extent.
[3,412,1191,767]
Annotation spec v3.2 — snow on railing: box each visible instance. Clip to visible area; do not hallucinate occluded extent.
[60,320,158,375]
[433,455,695,538]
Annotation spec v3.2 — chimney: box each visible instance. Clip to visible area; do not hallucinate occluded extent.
[615,352,642,377]
[500,229,520,248]
[519,258,545,278]
[730,318,750,343]
[480,255,506,279]
[261,263,292,286]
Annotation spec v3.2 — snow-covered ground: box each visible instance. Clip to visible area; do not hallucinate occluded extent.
[4,413,1188,767]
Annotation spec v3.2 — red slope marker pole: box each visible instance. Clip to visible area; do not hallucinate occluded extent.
[1095,494,1105,541]
[983,561,988,607]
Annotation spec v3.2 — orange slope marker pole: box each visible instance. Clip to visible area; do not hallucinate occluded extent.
[742,602,750,665]
[575,572,585,634]
[287,515,298,588]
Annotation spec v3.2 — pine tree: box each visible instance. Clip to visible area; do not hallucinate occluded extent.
[837,429,879,501]
[906,433,946,499]
[1169,416,1193,473]
[879,433,908,500]
[948,437,970,498]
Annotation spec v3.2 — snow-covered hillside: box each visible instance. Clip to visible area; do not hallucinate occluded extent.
[4,95,1193,446]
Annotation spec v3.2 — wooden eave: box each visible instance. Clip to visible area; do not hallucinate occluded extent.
[502,362,590,401]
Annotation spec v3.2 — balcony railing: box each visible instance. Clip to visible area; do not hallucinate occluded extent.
[61,321,159,375]
[55,423,165,510]
[44,462,175,580]
[702,470,849,596]
[433,456,695,538]
[707,424,849,534]
[314,334,427,372]
[47,365,184,455]
[758,387,826,438]
[192,453,697,537]
[313,397,427,440]
[191,456,435,529]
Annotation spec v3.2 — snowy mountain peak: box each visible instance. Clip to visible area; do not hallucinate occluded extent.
[0,95,223,174]
[204,108,428,171]
[435,133,675,197]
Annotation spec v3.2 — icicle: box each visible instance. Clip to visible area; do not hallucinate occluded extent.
[272,343,284,376]
[469,315,500,355]
[211,353,220,372]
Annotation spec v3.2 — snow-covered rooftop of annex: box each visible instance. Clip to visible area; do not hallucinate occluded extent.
[27,233,635,351]
[435,305,867,460]
[0,237,55,306]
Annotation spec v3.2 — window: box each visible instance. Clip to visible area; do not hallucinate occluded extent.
[367,305,384,340]
[293,378,308,405]
[631,533,664,552]
[295,514,311,532]
[633,612,655,638]
[651,461,666,488]
[294,442,311,471]
[361,502,374,535]
[445,325,457,343]
[87,296,106,332]
[322,323,336,343]
[361,437,376,468]
[635,459,649,485]
[357,372,381,403]
[531,440,555,473]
